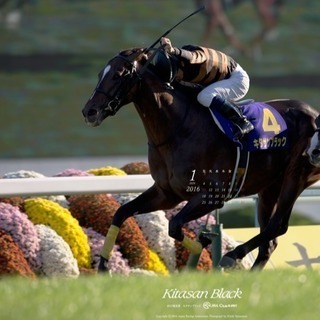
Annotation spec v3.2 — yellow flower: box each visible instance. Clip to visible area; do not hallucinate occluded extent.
[87,166,126,176]
[144,249,169,276]
[24,198,91,268]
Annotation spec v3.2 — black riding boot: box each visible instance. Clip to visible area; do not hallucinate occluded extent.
[210,96,254,140]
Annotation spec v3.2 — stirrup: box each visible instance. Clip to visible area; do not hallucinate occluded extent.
[233,120,254,140]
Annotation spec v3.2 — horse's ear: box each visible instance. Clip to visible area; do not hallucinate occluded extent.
[139,50,149,63]
[128,48,147,64]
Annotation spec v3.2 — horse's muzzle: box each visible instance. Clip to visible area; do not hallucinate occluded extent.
[82,107,106,127]
[305,131,320,167]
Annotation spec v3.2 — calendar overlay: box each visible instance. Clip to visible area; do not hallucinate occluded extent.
[186,162,249,207]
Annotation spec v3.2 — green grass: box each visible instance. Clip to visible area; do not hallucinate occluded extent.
[0,270,319,320]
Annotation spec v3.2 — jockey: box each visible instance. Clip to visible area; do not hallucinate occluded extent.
[160,36,254,140]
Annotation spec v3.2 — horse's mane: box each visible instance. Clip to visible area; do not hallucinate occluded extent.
[118,48,146,60]
[117,48,202,104]
[172,81,203,97]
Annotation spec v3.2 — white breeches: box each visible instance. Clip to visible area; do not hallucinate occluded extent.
[197,64,250,107]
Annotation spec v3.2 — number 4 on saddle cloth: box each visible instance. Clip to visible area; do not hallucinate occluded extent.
[209,101,289,151]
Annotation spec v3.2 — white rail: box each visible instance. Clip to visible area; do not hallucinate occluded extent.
[0,175,320,200]
[0,175,154,197]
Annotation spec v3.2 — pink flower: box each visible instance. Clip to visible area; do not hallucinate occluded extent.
[53,169,93,177]
[0,202,41,271]
[83,227,130,275]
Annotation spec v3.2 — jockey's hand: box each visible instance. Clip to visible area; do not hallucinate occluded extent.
[160,37,174,54]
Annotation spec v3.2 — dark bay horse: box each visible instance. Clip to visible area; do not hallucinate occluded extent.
[82,47,320,271]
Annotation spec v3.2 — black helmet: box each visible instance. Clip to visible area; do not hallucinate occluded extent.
[149,48,178,84]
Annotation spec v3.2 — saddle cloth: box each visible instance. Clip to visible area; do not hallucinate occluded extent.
[209,101,289,151]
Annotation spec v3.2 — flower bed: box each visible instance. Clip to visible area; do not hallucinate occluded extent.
[36,224,80,277]
[24,198,91,269]
[0,229,35,278]
[0,162,251,278]
[0,202,41,271]
[68,193,149,268]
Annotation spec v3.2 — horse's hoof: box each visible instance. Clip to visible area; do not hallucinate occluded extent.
[219,256,237,269]
[98,256,109,273]
[219,256,245,271]
[199,231,213,248]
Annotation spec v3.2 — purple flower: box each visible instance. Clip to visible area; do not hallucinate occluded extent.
[0,203,41,271]
[83,227,130,275]
[53,169,93,177]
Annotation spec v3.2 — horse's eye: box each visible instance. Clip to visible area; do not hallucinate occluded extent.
[113,73,121,80]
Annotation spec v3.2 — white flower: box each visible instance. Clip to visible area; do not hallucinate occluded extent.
[2,170,46,179]
[45,195,69,208]
[113,193,138,205]
[135,211,176,271]
[130,269,157,276]
[36,224,80,278]
[2,170,68,206]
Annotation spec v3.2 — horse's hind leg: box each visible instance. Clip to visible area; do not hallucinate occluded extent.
[251,182,282,269]
[168,193,220,254]
[220,170,305,270]
[219,181,281,270]
[99,184,180,272]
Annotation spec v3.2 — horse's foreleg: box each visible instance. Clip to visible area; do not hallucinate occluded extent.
[99,184,180,272]
[168,194,220,254]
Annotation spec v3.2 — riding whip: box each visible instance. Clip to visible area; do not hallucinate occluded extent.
[138,6,205,76]
[144,6,205,53]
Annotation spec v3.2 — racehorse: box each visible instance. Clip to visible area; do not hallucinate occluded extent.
[82,47,320,271]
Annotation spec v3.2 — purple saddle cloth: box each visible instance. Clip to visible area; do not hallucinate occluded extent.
[209,102,289,151]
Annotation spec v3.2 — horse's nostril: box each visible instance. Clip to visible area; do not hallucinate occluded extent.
[87,109,98,117]
[312,148,320,156]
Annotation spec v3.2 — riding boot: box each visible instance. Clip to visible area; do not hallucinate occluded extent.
[210,96,254,140]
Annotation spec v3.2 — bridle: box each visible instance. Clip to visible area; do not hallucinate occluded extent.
[93,48,191,149]
[94,47,167,116]
[94,55,140,116]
